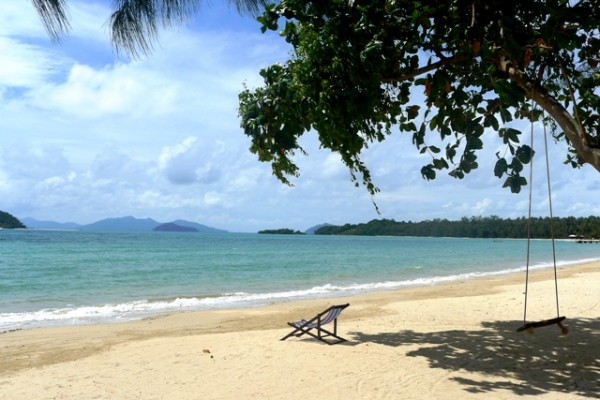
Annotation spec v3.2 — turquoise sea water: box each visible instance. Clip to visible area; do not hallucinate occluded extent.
[1,230,599,331]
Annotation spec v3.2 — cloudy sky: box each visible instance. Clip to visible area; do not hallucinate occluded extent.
[1,1,599,232]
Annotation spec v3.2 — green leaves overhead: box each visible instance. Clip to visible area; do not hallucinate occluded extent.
[494,144,534,193]
[240,0,600,195]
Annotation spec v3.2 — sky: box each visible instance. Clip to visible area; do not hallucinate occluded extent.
[1,1,600,233]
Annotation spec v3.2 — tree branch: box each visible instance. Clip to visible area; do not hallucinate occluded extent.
[382,48,600,172]
[495,56,600,172]
[382,55,470,82]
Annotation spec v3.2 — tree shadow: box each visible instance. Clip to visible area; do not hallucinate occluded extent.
[349,318,600,398]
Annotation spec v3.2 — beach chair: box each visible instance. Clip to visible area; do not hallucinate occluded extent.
[281,303,349,345]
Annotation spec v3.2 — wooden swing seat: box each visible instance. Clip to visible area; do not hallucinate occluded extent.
[516,316,566,332]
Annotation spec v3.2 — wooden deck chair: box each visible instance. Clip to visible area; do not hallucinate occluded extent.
[281,303,349,345]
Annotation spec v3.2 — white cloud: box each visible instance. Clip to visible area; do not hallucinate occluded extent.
[37,175,68,190]
[158,137,199,169]
[1,0,598,232]
[471,198,493,215]
[204,191,224,206]
[25,63,179,118]
[319,153,348,180]
[0,170,11,192]
[0,37,66,88]
[0,144,72,180]
[0,2,49,38]
[158,137,224,185]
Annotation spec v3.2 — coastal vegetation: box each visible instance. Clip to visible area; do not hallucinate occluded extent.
[315,216,600,239]
[0,211,26,229]
[258,228,305,235]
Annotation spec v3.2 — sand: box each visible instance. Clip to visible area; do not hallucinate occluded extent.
[1,262,598,399]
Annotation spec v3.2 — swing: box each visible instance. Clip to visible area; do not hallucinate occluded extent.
[515,105,568,335]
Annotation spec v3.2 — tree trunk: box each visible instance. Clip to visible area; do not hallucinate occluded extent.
[496,57,600,173]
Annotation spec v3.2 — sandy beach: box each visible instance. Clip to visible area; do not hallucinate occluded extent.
[1,262,598,399]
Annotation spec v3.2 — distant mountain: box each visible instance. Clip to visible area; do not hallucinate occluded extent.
[169,219,227,233]
[80,216,160,232]
[21,217,81,230]
[20,215,227,233]
[153,223,198,232]
[305,223,332,235]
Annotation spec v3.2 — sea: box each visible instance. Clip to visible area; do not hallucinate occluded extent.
[1,229,598,332]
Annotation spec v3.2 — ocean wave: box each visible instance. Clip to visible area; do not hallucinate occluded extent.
[1,257,596,332]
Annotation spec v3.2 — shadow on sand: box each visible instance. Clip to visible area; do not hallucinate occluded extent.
[349,318,599,398]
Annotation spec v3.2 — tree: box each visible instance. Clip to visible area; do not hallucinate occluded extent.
[238,1,600,194]
[32,0,268,58]
[33,1,600,195]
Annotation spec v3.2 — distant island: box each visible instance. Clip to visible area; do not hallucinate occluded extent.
[153,223,198,232]
[0,211,26,229]
[315,216,600,239]
[258,228,305,235]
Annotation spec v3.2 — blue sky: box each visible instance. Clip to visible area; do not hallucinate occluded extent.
[1,1,600,232]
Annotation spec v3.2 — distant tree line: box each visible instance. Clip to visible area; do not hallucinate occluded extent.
[258,228,305,235]
[0,211,26,229]
[315,216,600,239]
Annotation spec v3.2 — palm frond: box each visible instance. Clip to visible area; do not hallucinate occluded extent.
[109,0,269,58]
[31,0,71,41]
[35,0,269,57]
[228,0,268,15]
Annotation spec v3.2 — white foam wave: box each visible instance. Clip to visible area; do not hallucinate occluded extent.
[1,257,595,332]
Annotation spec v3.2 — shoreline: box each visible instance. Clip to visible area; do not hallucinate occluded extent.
[2,261,598,399]
[4,251,598,333]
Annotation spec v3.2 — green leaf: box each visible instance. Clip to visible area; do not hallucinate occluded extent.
[506,128,521,142]
[516,145,534,164]
[485,115,500,130]
[433,158,449,170]
[407,105,420,120]
[494,158,508,178]
[440,125,452,138]
[503,175,527,193]
[401,122,417,131]
[421,165,436,180]
[510,158,523,173]
[449,169,465,179]
[466,136,483,150]
[500,108,513,123]
[446,144,457,162]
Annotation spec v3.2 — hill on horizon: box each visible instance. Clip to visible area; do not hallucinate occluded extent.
[304,223,332,235]
[21,216,227,233]
[153,222,199,232]
[21,217,80,230]
[0,210,26,229]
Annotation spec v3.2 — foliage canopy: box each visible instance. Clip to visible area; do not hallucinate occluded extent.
[238,0,600,194]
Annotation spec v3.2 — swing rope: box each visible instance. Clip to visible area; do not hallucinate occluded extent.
[522,106,535,328]
[542,111,561,321]
[518,103,567,334]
